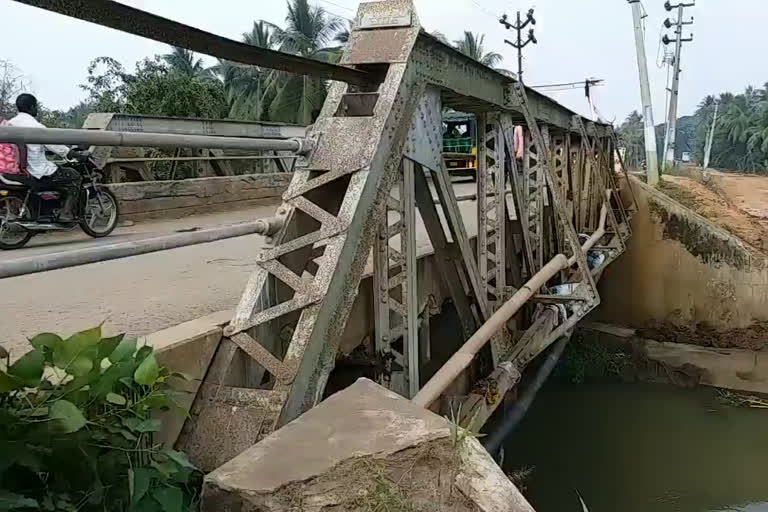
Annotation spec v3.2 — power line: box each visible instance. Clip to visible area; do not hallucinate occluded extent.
[469,0,503,21]
[317,0,356,13]
[314,1,354,22]
[531,79,604,89]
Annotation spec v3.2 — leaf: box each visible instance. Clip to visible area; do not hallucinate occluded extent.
[134,353,160,386]
[152,487,182,512]
[109,336,136,363]
[90,360,135,398]
[163,448,196,470]
[135,345,153,363]
[106,392,127,405]
[98,333,125,360]
[29,333,63,353]
[0,491,38,510]
[130,468,155,504]
[0,370,22,393]
[49,400,87,433]
[8,349,45,386]
[134,496,161,512]
[144,392,169,410]
[122,417,161,433]
[53,326,102,376]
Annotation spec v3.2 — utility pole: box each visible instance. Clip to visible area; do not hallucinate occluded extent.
[627,0,659,186]
[703,101,719,170]
[500,9,537,82]
[661,1,695,170]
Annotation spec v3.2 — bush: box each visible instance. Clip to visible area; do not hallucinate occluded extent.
[0,326,200,511]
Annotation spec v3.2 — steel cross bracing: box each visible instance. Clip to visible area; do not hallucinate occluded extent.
[505,82,600,360]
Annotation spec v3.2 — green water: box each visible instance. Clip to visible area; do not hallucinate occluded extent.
[503,383,768,512]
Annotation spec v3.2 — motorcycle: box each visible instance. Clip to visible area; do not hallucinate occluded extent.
[0,150,120,250]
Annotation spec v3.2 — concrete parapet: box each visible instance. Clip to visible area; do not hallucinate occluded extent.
[107,173,291,220]
[202,378,534,512]
[596,177,768,348]
[145,310,230,447]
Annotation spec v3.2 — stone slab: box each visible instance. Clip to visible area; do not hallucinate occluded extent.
[202,378,534,512]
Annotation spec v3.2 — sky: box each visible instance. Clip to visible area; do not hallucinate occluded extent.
[2,0,767,124]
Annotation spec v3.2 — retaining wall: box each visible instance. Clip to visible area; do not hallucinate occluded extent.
[595,176,768,347]
[107,173,291,220]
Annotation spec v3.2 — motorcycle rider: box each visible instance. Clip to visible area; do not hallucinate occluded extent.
[7,93,85,221]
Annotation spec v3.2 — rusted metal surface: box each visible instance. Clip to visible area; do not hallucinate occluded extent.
[19,0,636,457]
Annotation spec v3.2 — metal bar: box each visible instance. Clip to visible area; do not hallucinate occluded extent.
[12,0,370,86]
[402,158,420,398]
[412,198,609,409]
[412,254,568,408]
[413,163,476,338]
[107,155,299,164]
[0,126,304,152]
[0,220,273,279]
[430,162,491,321]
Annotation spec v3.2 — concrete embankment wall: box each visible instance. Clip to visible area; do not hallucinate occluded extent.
[595,176,768,347]
[107,173,291,220]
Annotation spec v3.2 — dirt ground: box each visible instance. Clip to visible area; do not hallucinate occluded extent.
[659,172,768,253]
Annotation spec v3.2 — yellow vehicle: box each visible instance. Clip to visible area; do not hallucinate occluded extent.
[442,113,477,178]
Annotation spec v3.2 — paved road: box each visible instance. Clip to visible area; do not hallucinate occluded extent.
[0,181,479,357]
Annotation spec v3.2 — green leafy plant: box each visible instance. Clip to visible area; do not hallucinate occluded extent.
[0,326,200,511]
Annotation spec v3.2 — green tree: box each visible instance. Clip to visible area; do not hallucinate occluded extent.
[80,56,128,112]
[264,0,345,125]
[453,31,503,67]
[161,46,213,80]
[124,58,227,118]
[618,110,645,169]
[216,21,281,120]
[687,85,768,172]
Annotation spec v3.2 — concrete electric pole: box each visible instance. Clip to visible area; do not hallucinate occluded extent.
[661,1,695,170]
[703,101,719,170]
[627,0,659,186]
[500,9,537,82]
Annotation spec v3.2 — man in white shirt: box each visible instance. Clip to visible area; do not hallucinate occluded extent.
[8,94,82,221]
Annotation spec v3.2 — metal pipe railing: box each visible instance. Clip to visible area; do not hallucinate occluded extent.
[0,126,305,153]
[412,191,611,408]
[0,216,284,279]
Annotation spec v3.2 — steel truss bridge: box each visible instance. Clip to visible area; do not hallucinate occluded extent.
[11,0,637,457]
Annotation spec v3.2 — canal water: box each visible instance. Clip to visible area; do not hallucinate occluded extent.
[503,382,768,512]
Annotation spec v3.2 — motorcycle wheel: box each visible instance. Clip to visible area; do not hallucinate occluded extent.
[80,187,120,238]
[0,196,33,250]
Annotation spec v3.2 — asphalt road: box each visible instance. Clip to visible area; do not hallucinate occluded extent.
[0,181,480,358]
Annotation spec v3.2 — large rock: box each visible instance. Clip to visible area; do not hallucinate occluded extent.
[202,378,535,512]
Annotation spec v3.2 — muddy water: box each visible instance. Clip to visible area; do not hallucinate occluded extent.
[503,383,768,512]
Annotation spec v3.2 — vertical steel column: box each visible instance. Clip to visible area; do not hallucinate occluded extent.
[403,159,420,398]
[523,130,545,272]
[477,113,512,362]
[373,159,419,398]
[476,113,491,299]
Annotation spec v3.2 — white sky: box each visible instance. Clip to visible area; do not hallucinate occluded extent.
[2,0,766,124]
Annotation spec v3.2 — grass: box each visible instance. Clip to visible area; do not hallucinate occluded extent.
[557,333,630,384]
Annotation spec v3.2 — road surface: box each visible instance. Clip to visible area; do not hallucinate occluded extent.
[1,181,480,357]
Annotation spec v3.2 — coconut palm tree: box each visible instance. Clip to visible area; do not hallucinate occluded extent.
[216,21,282,120]
[263,0,345,125]
[453,31,503,68]
[161,47,212,79]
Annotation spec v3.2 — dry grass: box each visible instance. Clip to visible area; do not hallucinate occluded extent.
[717,389,768,408]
